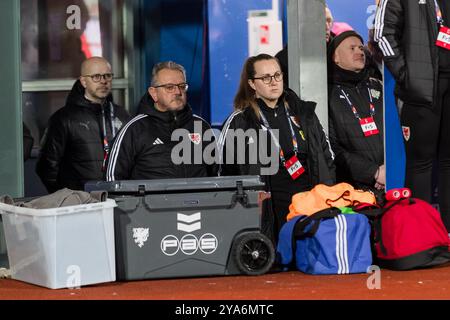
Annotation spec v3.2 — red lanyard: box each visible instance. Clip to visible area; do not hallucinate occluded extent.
[259,105,299,164]
[339,86,375,121]
[101,102,116,171]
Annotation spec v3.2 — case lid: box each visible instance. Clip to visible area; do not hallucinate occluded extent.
[84,175,265,194]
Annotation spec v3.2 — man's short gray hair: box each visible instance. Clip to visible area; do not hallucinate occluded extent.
[150,61,187,86]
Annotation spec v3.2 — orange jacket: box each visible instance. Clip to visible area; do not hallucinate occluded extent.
[287,183,376,221]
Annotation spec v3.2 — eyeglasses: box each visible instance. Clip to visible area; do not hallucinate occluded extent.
[252,72,283,84]
[154,83,189,93]
[82,73,114,83]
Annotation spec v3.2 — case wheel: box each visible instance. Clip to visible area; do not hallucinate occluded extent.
[232,232,275,276]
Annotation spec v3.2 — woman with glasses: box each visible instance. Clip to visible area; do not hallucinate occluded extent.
[219,54,335,242]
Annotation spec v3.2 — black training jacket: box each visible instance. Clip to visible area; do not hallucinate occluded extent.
[36,80,130,193]
[375,0,439,107]
[106,93,217,181]
[328,71,384,188]
[218,89,336,186]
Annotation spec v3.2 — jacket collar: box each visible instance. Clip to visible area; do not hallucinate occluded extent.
[137,92,193,127]
[65,80,113,112]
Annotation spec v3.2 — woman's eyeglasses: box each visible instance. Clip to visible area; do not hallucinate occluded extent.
[252,72,283,84]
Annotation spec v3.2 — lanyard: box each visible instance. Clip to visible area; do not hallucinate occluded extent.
[258,104,299,163]
[101,102,115,171]
[339,86,375,120]
[435,0,445,25]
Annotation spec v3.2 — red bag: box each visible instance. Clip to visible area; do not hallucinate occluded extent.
[373,198,450,270]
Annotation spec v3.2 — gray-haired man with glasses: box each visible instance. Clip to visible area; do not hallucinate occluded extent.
[106,61,217,181]
[36,57,130,193]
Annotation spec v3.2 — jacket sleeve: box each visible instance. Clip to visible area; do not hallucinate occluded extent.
[374,0,407,84]
[106,116,142,181]
[36,114,67,193]
[218,111,243,176]
[328,115,379,185]
[313,113,336,185]
[201,119,219,177]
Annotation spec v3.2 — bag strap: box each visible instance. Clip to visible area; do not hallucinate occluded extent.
[290,207,342,259]
[293,207,342,238]
[383,197,415,213]
[354,203,382,216]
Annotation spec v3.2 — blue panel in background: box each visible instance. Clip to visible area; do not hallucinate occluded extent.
[327,0,377,43]
[384,69,405,189]
[208,0,274,127]
[161,0,204,116]
[145,0,205,118]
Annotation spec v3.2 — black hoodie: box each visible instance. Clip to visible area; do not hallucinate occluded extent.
[105,93,217,181]
[36,80,130,193]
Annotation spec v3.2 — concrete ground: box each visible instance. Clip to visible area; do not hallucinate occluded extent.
[1,264,450,300]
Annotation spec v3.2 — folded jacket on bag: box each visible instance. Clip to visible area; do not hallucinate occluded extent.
[287,182,376,221]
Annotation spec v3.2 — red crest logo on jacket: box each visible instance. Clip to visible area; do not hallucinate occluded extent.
[189,133,201,145]
[402,126,410,142]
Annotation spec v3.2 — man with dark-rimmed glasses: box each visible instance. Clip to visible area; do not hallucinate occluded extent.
[36,57,130,193]
[106,61,217,181]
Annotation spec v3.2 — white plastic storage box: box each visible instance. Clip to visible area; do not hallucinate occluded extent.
[0,199,117,289]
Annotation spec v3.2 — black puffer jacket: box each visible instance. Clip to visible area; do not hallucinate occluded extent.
[105,93,217,181]
[374,0,439,107]
[328,66,384,188]
[36,80,130,193]
[219,89,336,186]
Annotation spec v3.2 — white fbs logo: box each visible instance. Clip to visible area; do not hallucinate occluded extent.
[161,212,218,256]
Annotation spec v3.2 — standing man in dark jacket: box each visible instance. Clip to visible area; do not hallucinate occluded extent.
[36,57,130,193]
[328,31,385,191]
[375,0,450,231]
[106,61,217,181]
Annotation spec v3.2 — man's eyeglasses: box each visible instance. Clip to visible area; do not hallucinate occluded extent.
[252,72,283,84]
[82,73,114,83]
[154,83,189,93]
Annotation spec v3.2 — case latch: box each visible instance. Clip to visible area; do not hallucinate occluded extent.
[138,185,146,196]
[231,181,249,208]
